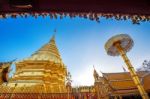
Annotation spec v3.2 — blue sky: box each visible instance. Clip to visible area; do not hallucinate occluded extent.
[0,16,150,86]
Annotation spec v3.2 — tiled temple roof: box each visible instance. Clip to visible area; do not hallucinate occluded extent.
[102,71,150,95]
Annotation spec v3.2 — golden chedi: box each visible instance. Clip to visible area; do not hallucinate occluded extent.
[0,35,67,93]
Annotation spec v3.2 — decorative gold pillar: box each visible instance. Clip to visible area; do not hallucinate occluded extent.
[115,43,149,99]
[105,34,149,99]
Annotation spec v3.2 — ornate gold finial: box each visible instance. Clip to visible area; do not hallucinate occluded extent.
[50,29,57,42]
[53,29,57,37]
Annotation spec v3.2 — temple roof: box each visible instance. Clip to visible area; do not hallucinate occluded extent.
[0,0,150,24]
[0,0,150,15]
[102,71,150,95]
[20,35,63,64]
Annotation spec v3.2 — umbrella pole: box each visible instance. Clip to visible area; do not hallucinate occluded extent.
[114,42,149,99]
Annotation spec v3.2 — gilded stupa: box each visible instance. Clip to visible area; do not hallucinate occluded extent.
[0,34,68,93]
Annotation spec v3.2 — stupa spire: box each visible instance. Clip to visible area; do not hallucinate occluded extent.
[23,31,62,64]
[49,29,56,43]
